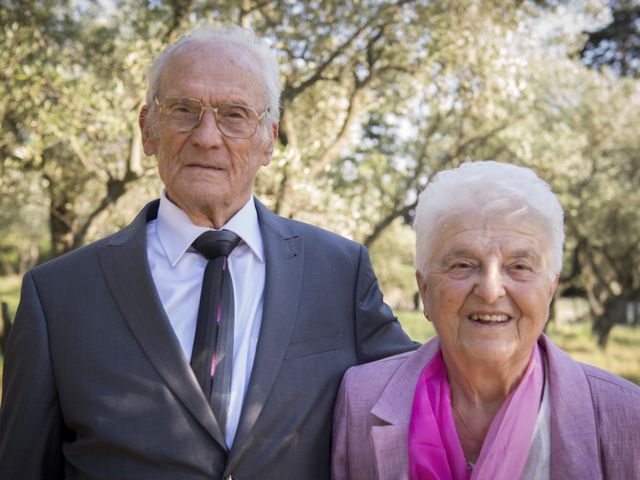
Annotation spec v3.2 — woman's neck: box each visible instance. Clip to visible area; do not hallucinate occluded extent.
[443,348,533,463]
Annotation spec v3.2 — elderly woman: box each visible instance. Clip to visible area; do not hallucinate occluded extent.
[332,161,640,480]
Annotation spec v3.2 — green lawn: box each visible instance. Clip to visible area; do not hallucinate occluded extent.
[398,310,640,386]
[0,275,22,392]
[0,275,21,319]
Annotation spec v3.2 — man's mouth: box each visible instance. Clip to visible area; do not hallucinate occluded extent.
[188,164,224,171]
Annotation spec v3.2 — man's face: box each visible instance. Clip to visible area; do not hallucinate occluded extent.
[140,41,277,226]
[416,212,559,370]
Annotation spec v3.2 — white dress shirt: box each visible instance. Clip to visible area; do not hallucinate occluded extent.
[520,357,551,479]
[146,190,265,448]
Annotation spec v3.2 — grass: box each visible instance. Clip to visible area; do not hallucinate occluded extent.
[1,276,638,390]
[0,275,21,319]
[397,310,640,386]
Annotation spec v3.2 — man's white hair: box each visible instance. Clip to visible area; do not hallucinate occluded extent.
[145,24,281,122]
[413,161,565,279]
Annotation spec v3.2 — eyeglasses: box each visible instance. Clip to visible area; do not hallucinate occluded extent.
[154,96,268,139]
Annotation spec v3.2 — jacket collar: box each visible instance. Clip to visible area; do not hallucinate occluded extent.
[369,338,441,477]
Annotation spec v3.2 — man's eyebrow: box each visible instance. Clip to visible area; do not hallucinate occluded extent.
[509,249,542,261]
[440,248,475,264]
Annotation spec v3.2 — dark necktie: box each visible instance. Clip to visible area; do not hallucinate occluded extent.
[190,230,241,436]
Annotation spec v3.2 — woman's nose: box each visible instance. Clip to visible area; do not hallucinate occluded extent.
[473,264,506,304]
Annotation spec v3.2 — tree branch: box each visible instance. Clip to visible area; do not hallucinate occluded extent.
[163,0,197,43]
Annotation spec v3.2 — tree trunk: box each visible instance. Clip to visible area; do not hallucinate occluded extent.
[592,297,626,350]
[592,314,615,350]
[49,194,77,257]
[1,301,12,356]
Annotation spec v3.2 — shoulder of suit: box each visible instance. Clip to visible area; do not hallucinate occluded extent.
[30,234,115,276]
[579,362,640,462]
[284,215,359,242]
[344,346,425,385]
[264,210,364,252]
[580,362,640,399]
[341,350,414,392]
[29,201,154,277]
[541,334,640,396]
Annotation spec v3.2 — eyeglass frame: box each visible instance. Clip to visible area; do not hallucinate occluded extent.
[153,96,270,139]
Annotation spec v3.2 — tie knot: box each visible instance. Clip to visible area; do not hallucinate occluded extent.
[192,230,241,260]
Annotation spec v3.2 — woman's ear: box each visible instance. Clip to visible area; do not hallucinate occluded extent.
[415,271,431,321]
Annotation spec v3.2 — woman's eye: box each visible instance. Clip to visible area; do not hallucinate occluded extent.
[509,263,534,276]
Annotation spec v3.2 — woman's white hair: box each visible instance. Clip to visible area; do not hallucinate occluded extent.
[413,161,564,279]
[145,24,281,122]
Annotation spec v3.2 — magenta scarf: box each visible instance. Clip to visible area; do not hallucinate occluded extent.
[408,345,544,480]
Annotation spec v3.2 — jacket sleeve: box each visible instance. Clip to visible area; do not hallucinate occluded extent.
[354,245,419,364]
[0,272,65,479]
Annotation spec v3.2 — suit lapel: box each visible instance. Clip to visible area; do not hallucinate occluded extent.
[227,200,304,464]
[98,200,228,450]
[369,339,440,478]
[542,336,602,479]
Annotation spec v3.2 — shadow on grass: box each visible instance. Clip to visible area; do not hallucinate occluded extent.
[624,374,640,385]
[611,334,640,349]
[563,345,596,354]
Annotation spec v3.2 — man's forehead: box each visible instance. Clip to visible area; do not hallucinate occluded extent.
[175,39,255,64]
[157,40,264,103]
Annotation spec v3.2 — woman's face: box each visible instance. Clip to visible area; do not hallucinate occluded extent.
[417,212,559,369]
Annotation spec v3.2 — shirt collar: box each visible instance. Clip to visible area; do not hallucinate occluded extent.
[156,189,265,266]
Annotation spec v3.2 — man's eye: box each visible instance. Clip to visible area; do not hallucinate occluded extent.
[221,107,250,121]
[170,104,196,115]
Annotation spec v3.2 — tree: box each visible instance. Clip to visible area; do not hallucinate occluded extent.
[503,1,640,348]
[2,0,637,352]
[0,1,162,263]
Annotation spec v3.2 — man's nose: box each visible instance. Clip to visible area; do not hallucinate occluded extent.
[473,264,506,304]
[190,110,225,147]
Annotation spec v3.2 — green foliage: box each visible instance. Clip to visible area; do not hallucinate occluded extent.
[1,0,160,263]
[369,218,418,310]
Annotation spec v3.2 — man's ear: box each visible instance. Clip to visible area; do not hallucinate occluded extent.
[139,105,158,156]
[260,121,279,167]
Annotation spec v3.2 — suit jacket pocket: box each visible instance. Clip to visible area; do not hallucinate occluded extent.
[285,333,343,360]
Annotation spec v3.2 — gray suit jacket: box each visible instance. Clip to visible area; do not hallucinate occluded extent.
[0,199,417,480]
[332,335,640,479]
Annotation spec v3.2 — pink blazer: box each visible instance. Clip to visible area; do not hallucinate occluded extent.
[332,335,640,479]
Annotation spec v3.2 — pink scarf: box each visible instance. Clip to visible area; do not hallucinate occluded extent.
[408,345,544,480]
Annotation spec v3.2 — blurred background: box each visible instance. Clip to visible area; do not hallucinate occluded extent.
[1,0,639,386]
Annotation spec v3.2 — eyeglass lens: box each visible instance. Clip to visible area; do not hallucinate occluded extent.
[160,98,259,138]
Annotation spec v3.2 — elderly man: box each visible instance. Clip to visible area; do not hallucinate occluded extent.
[332,161,640,479]
[0,25,416,479]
